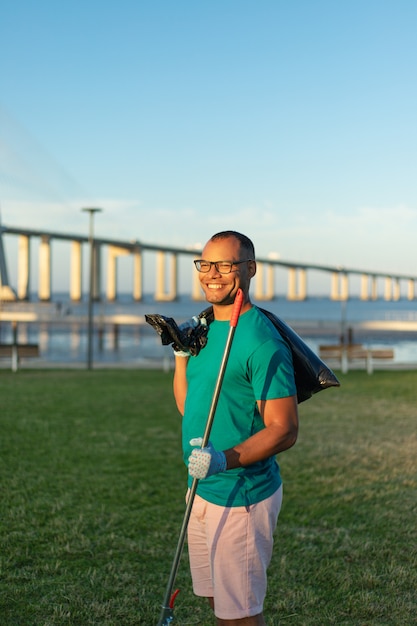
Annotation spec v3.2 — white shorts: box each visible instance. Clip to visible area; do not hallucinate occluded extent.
[187,486,283,620]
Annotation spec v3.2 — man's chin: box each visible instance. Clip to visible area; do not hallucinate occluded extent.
[204,290,234,305]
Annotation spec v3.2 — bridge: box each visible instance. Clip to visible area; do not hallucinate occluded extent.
[0,224,416,302]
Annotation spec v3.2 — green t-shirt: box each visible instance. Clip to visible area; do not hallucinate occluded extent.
[182,306,297,507]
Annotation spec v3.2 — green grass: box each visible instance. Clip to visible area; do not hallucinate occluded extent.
[0,369,416,625]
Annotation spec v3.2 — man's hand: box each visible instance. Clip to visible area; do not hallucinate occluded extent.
[188,438,227,479]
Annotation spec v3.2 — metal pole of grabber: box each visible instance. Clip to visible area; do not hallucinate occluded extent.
[156,288,244,626]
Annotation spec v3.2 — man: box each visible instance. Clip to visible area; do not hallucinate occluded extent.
[173,231,298,626]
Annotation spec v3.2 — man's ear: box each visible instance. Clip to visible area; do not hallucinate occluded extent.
[248,260,257,278]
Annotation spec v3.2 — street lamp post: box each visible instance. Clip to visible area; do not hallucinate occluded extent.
[82,207,102,370]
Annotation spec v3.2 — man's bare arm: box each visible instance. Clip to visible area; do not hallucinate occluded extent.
[224,396,298,469]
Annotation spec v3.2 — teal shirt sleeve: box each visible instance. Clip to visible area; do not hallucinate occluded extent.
[248,337,297,401]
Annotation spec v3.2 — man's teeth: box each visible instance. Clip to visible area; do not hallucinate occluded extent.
[207,284,223,289]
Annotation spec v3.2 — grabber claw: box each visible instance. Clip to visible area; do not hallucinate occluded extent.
[156,589,180,625]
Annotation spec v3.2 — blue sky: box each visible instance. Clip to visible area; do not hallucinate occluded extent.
[1,0,417,292]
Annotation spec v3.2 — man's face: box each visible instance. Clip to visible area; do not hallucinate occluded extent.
[197,236,255,307]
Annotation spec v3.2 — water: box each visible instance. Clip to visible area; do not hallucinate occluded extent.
[1,293,417,366]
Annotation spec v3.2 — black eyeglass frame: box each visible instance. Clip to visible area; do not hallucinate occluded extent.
[193,259,253,274]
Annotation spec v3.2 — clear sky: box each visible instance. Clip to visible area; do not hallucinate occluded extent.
[1,0,417,292]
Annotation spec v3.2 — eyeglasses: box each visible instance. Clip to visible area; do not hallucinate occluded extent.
[194,259,253,274]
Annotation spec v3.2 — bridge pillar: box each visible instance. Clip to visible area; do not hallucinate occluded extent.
[371,276,378,300]
[360,274,378,300]
[254,262,274,300]
[331,272,349,301]
[155,251,178,301]
[0,230,16,301]
[384,277,401,301]
[0,282,15,301]
[17,235,31,300]
[407,279,415,300]
[107,245,131,301]
[39,236,51,301]
[383,277,401,301]
[70,241,82,301]
[384,277,392,300]
[393,278,401,301]
[288,267,307,301]
[133,246,143,301]
[192,260,205,300]
[360,274,369,301]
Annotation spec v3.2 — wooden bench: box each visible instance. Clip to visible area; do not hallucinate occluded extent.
[0,343,40,371]
[319,344,394,374]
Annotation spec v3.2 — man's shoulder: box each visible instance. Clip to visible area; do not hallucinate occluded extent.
[237,307,288,352]
[250,306,283,336]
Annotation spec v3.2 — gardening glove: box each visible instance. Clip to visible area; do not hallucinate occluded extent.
[188,437,227,479]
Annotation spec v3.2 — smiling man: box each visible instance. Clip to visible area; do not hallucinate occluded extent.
[173,231,299,626]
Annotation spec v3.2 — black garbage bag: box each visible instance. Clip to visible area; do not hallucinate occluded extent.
[258,308,340,403]
[146,306,340,403]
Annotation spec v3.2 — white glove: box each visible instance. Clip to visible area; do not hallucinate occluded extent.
[188,437,227,479]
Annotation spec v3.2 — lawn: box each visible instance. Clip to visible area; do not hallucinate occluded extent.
[0,369,416,625]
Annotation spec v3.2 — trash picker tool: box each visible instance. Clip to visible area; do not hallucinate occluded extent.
[156,288,244,626]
